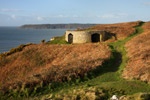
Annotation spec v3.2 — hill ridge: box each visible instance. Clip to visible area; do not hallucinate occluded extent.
[18,24,98,29]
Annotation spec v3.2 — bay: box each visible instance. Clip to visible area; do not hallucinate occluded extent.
[0,27,67,53]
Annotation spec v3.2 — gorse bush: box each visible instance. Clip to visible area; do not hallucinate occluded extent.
[10,44,25,53]
[0,43,32,60]
[26,43,32,46]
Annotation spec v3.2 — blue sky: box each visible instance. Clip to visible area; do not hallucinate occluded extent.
[0,0,150,26]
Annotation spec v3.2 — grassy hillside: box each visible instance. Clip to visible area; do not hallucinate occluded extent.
[85,21,143,39]
[123,22,150,82]
[39,21,150,100]
[0,43,111,99]
[1,21,150,100]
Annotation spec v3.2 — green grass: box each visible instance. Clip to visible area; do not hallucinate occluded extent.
[47,35,69,44]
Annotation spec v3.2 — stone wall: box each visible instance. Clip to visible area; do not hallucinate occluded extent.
[65,31,110,43]
[65,31,91,43]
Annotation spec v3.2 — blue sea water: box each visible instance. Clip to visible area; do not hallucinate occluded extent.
[0,27,67,53]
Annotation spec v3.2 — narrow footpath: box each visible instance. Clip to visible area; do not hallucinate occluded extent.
[83,22,150,95]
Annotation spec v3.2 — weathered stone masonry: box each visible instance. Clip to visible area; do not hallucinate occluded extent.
[65,31,113,43]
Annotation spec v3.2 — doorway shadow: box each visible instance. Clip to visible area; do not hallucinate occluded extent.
[68,33,73,44]
[91,33,100,42]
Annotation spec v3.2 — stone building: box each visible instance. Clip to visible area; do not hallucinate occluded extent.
[65,30,116,44]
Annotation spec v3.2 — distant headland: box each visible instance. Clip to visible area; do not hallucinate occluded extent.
[18,24,98,29]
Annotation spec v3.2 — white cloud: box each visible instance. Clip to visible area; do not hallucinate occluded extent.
[57,15,64,18]
[101,14,116,19]
[142,2,150,6]
[34,15,68,21]
[10,15,16,19]
[0,8,23,12]
[101,13,128,19]
[73,15,79,18]
[117,13,128,18]
[36,16,43,21]
[55,15,68,18]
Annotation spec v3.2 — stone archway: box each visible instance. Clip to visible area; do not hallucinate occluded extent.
[91,33,100,42]
[68,33,73,43]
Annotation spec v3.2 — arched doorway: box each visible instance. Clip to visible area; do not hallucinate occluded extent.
[68,33,73,43]
[91,33,100,42]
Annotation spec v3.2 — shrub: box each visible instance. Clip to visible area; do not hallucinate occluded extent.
[0,43,32,60]
[10,44,25,53]
[26,43,32,46]
[41,39,45,43]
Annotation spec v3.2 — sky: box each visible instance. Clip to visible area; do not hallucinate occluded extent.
[0,0,150,26]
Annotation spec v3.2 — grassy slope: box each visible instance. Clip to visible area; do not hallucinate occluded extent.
[92,22,150,92]
[89,22,150,94]
[0,43,111,100]
[1,22,150,100]
[37,22,150,99]
[85,21,142,39]
[123,22,150,82]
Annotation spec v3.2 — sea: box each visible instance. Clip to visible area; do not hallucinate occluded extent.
[0,27,67,53]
